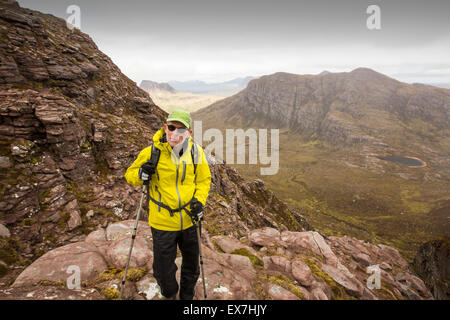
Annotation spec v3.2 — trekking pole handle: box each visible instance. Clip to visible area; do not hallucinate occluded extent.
[138,167,150,185]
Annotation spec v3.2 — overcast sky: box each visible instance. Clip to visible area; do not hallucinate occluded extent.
[17,0,450,84]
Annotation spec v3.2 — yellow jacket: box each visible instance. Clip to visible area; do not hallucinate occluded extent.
[125,127,211,231]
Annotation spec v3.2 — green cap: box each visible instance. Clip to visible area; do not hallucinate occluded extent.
[166,109,191,129]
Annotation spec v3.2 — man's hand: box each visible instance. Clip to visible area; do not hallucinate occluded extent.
[139,161,156,184]
[189,197,204,223]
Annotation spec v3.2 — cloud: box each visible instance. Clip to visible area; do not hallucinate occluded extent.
[16,0,450,83]
[102,35,450,83]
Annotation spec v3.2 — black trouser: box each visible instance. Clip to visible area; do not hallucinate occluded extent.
[151,225,200,300]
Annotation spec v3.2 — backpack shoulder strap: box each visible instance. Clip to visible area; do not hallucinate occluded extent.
[150,144,161,169]
[191,142,199,175]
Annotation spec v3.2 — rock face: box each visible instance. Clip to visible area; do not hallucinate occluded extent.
[0,0,165,269]
[412,238,450,300]
[2,222,433,300]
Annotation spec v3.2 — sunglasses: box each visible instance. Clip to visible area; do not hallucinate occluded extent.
[167,124,188,133]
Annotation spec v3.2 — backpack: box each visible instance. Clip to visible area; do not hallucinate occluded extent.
[149,141,199,175]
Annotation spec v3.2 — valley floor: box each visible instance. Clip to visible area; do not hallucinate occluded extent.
[233,138,450,262]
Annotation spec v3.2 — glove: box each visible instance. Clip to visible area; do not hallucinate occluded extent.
[189,197,204,223]
[139,161,156,184]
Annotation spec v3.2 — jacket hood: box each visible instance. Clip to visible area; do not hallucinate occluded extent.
[152,127,167,149]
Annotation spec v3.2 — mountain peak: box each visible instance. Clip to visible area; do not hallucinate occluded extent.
[139,80,176,93]
[195,66,448,148]
[348,67,396,82]
[351,67,377,73]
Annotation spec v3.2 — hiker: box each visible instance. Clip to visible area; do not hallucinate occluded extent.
[124,109,211,300]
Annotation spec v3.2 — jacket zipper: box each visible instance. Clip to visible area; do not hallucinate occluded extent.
[175,161,183,231]
[166,144,185,231]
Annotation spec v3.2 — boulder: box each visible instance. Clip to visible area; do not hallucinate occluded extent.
[85,228,107,243]
[136,275,162,300]
[212,235,246,253]
[67,210,82,230]
[211,235,259,258]
[266,284,300,300]
[281,231,339,266]
[105,220,152,242]
[248,227,280,247]
[320,262,365,298]
[263,255,291,274]
[352,252,372,267]
[223,253,256,280]
[310,280,333,300]
[291,260,315,287]
[12,242,108,287]
[105,237,152,269]
[310,286,329,300]
[379,262,392,271]
[377,244,409,269]
[0,224,11,238]
[197,246,257,300]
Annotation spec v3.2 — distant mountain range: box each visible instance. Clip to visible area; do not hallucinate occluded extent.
[167,76,255,96]
[139,80,225,113]
[139,80,177,93]
[195,68,449,150]
[426,83,450,89]
[138,76,256,113]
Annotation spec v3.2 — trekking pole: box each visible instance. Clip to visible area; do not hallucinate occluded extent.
[196,215,207,299]
[119,183,147,299]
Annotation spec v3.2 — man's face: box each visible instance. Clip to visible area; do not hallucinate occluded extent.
[164,121,192,147]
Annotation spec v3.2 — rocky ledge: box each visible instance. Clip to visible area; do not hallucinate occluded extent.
[0,221,433,300]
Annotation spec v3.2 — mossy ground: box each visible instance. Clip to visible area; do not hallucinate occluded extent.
[196,111,448,262]
[92,266,147,299]
[102,286,120,300]
[251,269,305,300]
[231,248,263,267]
[267,273,304,299]
[94,266,147,284]
[233,132,449,262]
[304,258,355,300]
[0,237,30,276]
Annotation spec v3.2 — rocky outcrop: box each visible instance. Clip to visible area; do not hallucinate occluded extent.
[412,238,449,300]
[194,69,450,149]
[1,222,433,300]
